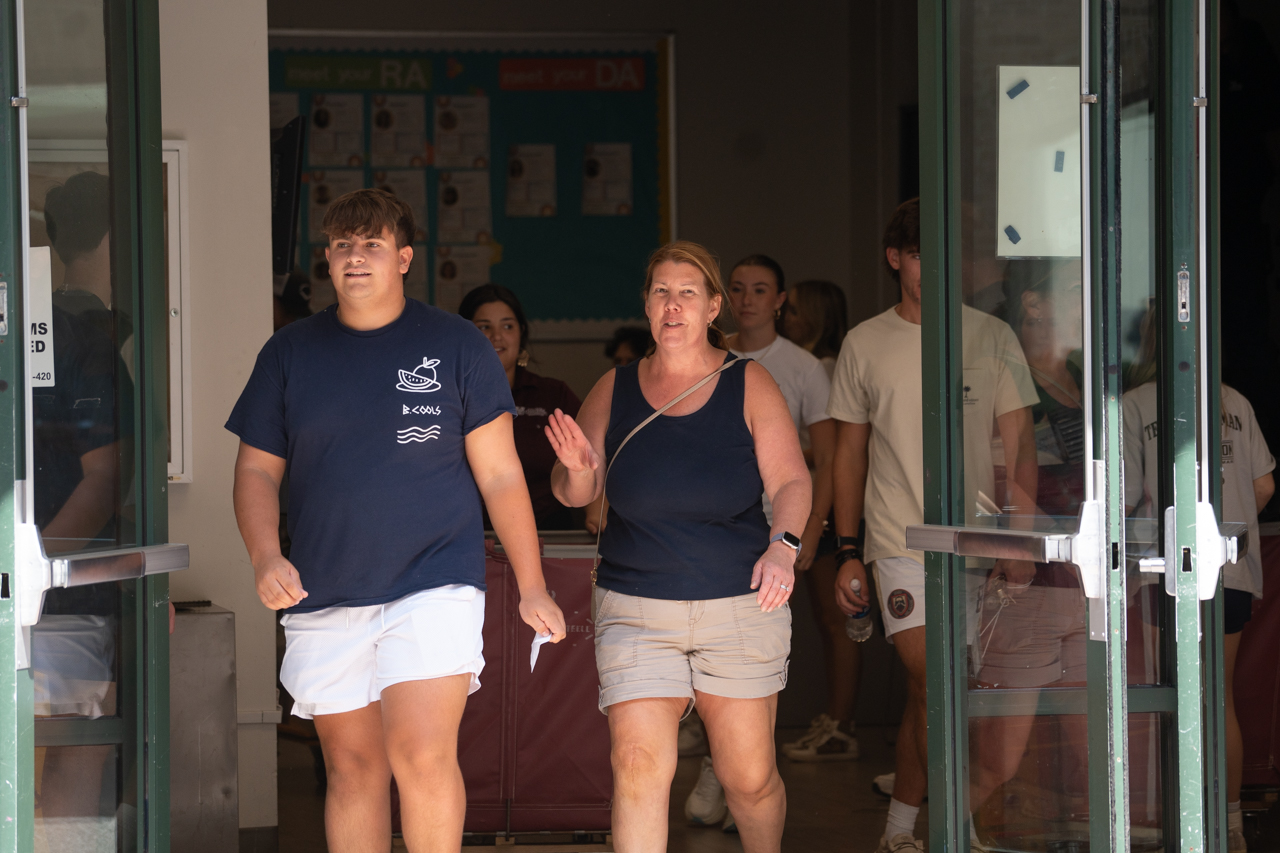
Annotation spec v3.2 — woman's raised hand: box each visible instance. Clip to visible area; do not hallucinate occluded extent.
[545,409,600,474]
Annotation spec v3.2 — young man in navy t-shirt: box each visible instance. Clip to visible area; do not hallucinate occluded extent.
[228,188,565,852]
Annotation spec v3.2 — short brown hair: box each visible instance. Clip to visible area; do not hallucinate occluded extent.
[321,188,415,248]
[882,197,920,283]
[643,241,734,351]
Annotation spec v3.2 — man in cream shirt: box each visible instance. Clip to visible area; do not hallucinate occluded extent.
[829,198,1039,852]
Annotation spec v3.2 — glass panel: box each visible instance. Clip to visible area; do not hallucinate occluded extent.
[33,744,122,853]
[1115,0,1166,688]
[26,0,135,559]
[952,1,1092,847]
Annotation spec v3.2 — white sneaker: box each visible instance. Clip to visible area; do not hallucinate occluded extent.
[783,715,858,761]
[781,713,838,752]
[677,715,708,757]
[872,772,895,798]
[875,833,923,853]
[1229,826,1248,853]
[684,756,727,826]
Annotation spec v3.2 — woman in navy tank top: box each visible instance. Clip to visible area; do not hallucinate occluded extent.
[545,242,811,852]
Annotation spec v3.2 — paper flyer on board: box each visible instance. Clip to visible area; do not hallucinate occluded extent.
[373,170,429,242]
[433,245,492,313]
[307,170,365,242]
[505,144,557,217]
[307,93,365,167]
[437,171,492,244]
[582,143,632,216]
[371,94,429,167]
[434,96,490,169]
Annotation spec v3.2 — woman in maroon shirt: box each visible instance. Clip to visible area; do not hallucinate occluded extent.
[460,284,582,529]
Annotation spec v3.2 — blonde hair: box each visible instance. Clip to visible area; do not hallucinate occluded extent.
[643,241,733,350]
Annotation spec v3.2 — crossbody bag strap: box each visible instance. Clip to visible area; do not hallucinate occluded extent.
[592,357,742,573]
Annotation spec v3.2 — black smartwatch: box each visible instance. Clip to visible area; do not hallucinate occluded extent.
[769,531,803,558]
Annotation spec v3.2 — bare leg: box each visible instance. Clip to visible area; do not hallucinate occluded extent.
[698,692,786,853]
[37,744,114,817]
[313,703,394,853]
[1225,630,1243,803]
[969,712,1037,811]
[381,674,472,853]
[607,696,687,853]
[806,554,863,721]
[891,626,929,807]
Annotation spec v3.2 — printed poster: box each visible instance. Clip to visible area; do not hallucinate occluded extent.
[373,170,428,242]
[307,169,365,242]
[308,93,365,167]
[437,171,492,244]
[405,243,429,303]
[582,143,632,216]
[28,246,54,387]
[371,94,429,167]
[434,96,490,169]
[505,144,557,217]
[433,245,492,313]
[269,92,300,131]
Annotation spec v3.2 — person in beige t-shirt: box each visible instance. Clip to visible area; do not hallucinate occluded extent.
[828,198,1039,851]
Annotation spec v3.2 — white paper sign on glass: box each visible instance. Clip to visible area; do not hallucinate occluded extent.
[996,66,1081,258]
[28,246,55,388]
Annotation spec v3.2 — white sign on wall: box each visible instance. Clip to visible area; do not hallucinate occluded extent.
[27,246,54,387]
[997,66,1081,258]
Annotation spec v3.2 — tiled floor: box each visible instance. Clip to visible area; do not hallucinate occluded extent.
[277,724,904,852]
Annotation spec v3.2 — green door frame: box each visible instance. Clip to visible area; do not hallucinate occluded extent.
[919,0,1227,850]
[0,0,170,849]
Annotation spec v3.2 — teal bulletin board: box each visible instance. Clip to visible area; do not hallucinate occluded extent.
[267,35,672,328]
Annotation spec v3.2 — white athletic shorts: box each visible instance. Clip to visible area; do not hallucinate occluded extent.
[873,557,926,641]
[279,584,485,720]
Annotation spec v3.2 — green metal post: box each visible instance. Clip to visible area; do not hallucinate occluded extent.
[919,0,969,849]
[0,1,32,850]
[1158,0,1207,850]
[1085,2,1131,851]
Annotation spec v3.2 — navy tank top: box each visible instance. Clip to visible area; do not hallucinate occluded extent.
[597,355,771,600]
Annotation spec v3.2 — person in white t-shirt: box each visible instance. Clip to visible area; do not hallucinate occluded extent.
[682,254,845,832]
[829,198,1039,852]
[1123,379,1275,851]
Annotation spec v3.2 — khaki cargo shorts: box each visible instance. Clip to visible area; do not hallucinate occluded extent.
[592,587,791,714]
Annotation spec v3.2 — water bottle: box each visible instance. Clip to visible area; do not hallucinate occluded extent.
[845,578,873,642]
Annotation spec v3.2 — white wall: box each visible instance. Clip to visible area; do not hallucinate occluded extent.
[158,0,278,832]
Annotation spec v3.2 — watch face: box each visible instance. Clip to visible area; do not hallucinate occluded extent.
[782,532,802,549]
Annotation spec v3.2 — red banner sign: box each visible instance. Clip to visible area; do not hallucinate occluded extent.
[499,57,645,91]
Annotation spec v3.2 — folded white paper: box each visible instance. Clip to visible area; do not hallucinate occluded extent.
[530,632,553,672]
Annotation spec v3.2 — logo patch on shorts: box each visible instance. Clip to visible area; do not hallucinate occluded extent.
[888,589,915,619]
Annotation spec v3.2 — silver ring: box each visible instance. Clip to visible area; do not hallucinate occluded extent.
[779,583,790,592]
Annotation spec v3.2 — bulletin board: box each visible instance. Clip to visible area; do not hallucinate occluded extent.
[266,32,674,334]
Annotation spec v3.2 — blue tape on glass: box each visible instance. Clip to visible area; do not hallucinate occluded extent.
[1054,151,1065,172]
[1004,225,1022,245]
[1006,79,1030,99]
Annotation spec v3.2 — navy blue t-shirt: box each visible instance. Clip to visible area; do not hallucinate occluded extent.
[225,299,515,613]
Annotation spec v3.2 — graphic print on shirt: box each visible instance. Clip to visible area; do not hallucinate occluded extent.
[397,425,442,443]
[397,357,443,393]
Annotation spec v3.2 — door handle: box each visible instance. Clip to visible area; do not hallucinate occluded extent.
[13,519,189,669]
[1135,504,1247,600]
[906,500,1107,597]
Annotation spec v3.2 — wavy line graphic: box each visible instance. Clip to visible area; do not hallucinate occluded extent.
[397,425,442,444]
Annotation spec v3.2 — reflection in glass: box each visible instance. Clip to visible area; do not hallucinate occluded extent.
[26,0,132,741]
[34,744,120,853]
[953,0,1092,846]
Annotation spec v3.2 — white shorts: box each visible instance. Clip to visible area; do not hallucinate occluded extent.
[31,615,116,718]
[873,557,926,641]
[280,584,485,720]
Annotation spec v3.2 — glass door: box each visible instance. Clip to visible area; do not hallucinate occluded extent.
[0,0,185,851]
[913,0,1232,850]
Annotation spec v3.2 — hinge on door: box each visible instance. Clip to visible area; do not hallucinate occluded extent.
[1136,503,1245,600]
[9,97,27,108]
